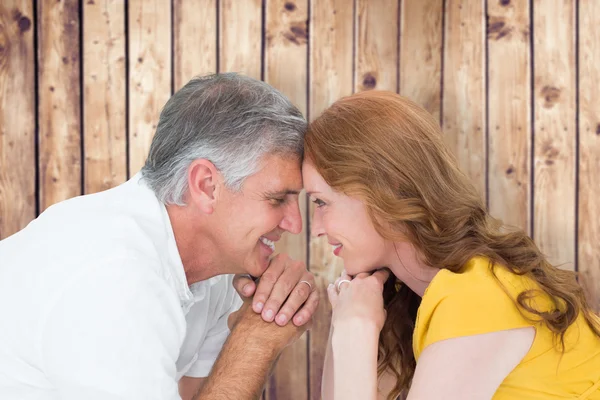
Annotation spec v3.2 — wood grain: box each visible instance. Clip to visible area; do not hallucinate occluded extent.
[577,0,600,309]
[0,0,35,238]
[83,0,126,194]
[487,0,531,233]
[128,0,171,174]
[533,0,576,269]
[174,0,217,91]
[442,0,487,198]
[38,0,81,210]
[399,0,443,122]
[264,0,309,398]
[355,0,398,92]
[308,0,353,398]
[219,0,262,79]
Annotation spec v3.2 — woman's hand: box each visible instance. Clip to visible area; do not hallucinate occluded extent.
[327,269,390,333]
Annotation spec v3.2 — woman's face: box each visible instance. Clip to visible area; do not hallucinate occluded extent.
[302,161,394,275]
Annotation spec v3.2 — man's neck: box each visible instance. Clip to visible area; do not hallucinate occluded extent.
[166,204,224,285]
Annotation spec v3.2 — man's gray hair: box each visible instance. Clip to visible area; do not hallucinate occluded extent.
[141,73,307,205]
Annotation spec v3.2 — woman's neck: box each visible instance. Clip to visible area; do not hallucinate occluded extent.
[386,241,439,297]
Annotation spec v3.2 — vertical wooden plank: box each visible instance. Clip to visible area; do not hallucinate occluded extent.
[533,0,575,269]
[38,0,81,210]
[399,0,443,122]
[173,0,217,91]
[128,0,171,174]
[487,0,531,232]
[83,0,126,194]
[0,1,35,238]
[355,0,398,93]
[308,0,353,398]
[264,2,308,398]
[442,0,486,198]
[219,0,262,79]
[578,0,600,309]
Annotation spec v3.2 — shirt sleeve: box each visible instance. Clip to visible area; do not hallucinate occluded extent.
[184,276,244,378]
[41,258,186,400]
[414,263,547,359]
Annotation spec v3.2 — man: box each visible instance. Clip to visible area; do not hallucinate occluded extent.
[0,73,317,399]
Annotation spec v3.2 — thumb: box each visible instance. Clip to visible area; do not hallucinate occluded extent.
[233,274,256,298]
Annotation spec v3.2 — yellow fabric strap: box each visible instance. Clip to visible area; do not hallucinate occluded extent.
[579,379,600,399]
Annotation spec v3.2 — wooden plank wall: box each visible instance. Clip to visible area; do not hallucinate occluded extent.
[0,1,598,398]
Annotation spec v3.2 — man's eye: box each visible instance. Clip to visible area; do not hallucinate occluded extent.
[270,198,286,205]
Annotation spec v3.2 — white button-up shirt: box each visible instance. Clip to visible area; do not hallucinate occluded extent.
[0,173,242,400]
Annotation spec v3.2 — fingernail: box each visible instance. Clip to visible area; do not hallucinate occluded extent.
[264,309,274,321]
[277,314,287,324]
[295,316,303,325]
[242,284,252,296]
[254,302,264,312]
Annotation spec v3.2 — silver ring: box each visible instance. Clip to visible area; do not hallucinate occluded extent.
[299,280,313,291]
[337,279,352,291]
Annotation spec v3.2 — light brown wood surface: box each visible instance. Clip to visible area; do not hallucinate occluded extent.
[487,0,531,233]
[83,0,126,194]
[38,0,81,211]
[264,0,309,398]
[578,0,600,309]
[219,0,262,79]
[128,0,171,174]
[308,1,353,398]
[174,0,217,91]
[442,0,487,199]
[0,1,35,239]
[533,0,576,269]
[399,0,443,122]
[355,0,398,93]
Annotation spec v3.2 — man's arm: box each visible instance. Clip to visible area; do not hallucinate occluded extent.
[179,377,206,400]
[193,301,307,399]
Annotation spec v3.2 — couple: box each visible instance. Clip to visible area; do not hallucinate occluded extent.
[0,73,598,399]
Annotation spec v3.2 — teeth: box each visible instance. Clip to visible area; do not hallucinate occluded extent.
[333,244,342,250]
[260,237,275,251]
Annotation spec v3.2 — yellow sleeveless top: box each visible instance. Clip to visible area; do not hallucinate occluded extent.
[413,257,600,399]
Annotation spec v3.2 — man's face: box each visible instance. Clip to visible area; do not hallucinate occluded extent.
[211,154,303,277]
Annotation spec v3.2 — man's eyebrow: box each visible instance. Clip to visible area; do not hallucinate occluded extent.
[264,189,302,196]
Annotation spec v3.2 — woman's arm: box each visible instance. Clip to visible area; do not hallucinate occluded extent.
[321,324,335,400]
[331,319,380,400]
[324,269,390,400]
[407,327,534,399]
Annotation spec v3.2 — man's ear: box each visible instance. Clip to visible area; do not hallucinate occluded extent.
[187,159,221,214]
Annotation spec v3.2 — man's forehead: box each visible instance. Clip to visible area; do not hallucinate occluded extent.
[252,153,303,191]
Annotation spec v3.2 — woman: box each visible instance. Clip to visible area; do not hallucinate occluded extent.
[303,90,600,399]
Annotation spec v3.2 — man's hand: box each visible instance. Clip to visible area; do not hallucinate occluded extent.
[233,296,310,351]
[194,296,311,400]
[233,254,318,327]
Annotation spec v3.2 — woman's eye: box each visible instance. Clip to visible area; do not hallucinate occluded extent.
[312,198,326,207]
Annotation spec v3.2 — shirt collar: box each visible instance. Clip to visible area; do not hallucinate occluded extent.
[134,173,224,309]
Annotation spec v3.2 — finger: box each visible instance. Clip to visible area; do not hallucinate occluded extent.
[335,276,351,292]
[275,274,316,326]
[253,254,287,313]
[371,268,391,287]
[354,272,371,280]
[327,283,338,308]
[262,260,305,322]
[292,288,320,327]
[232,274,256,298]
